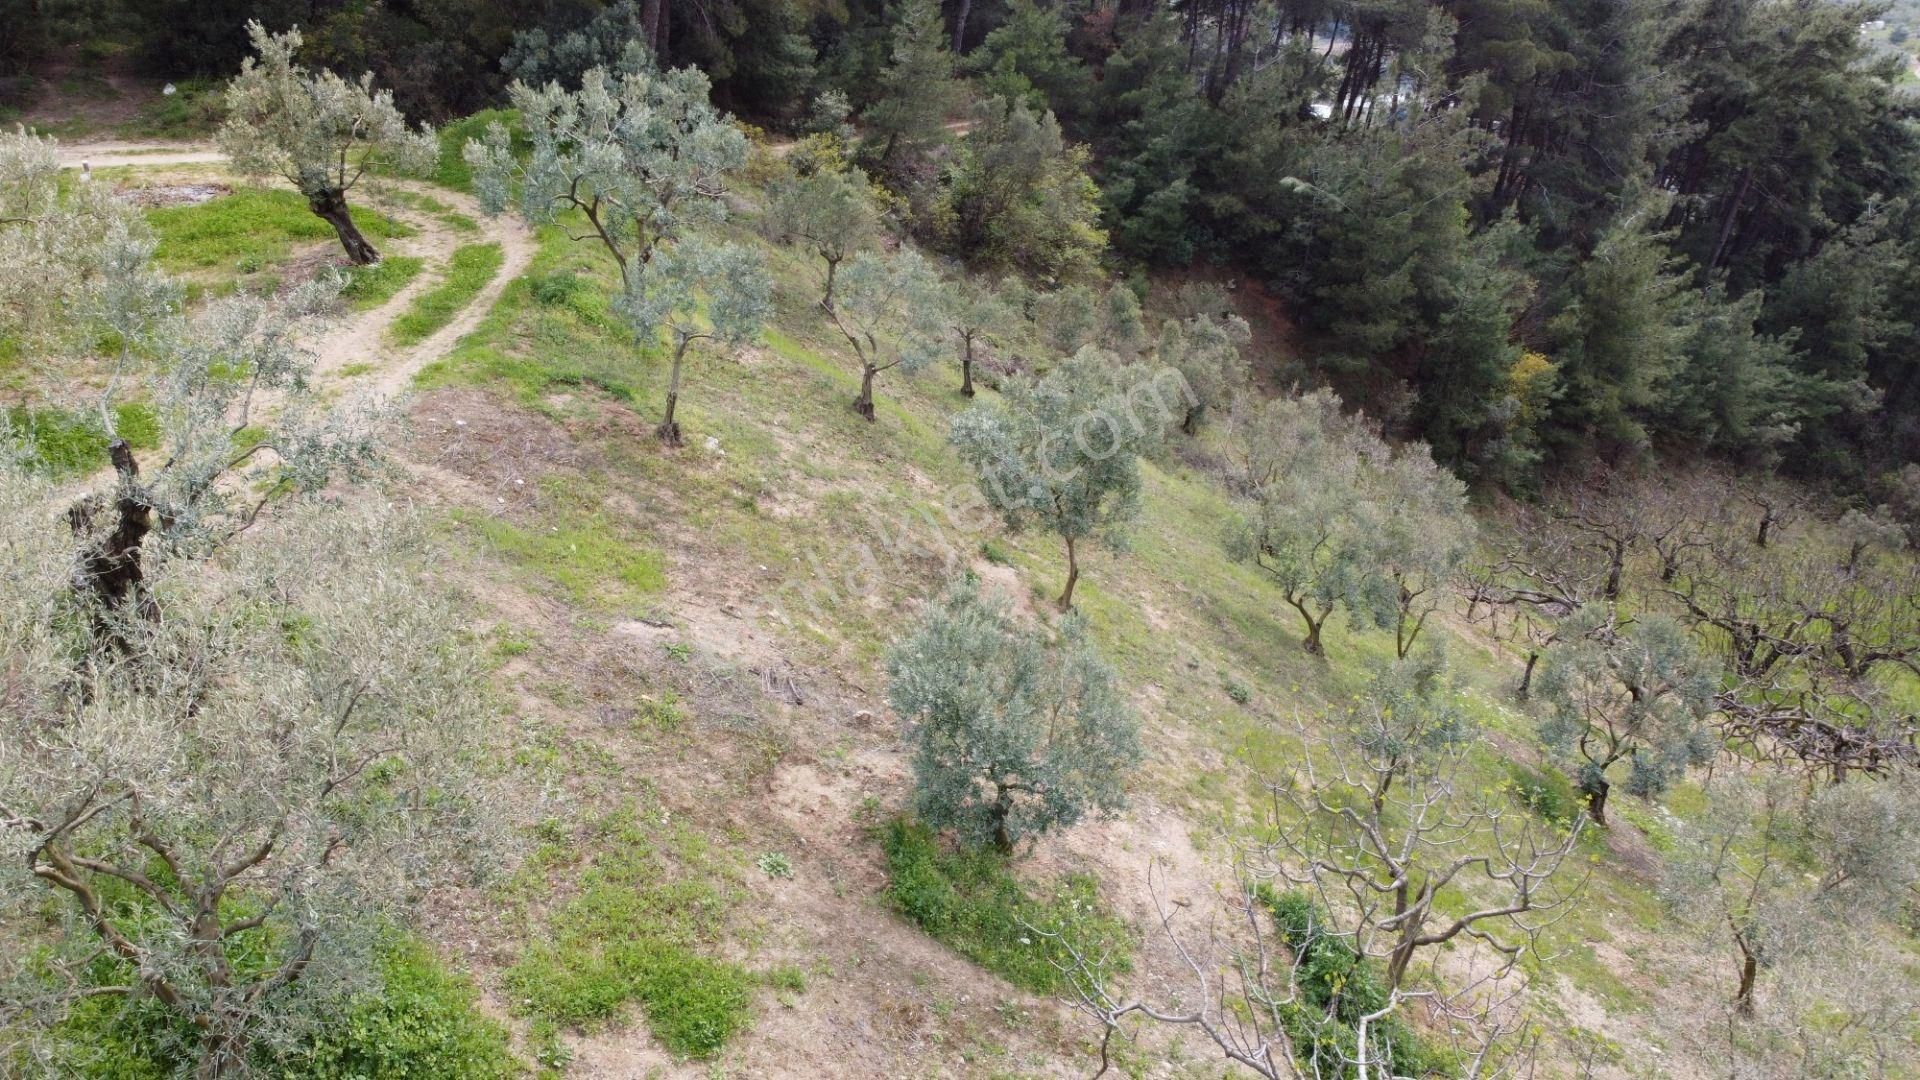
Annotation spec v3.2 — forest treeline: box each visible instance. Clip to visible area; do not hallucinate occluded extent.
[5,0,1917,493]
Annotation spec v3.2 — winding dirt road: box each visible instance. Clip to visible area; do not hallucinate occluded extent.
[55,140,537,401]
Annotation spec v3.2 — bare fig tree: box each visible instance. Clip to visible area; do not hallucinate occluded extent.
[219,22,437,265]
[1263,668,1589,993]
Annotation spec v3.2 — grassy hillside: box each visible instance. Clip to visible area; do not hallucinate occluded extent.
[392,165,1919,1076]
[12,148,1914,1080]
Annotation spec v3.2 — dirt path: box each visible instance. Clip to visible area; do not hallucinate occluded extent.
[54,142,536,401]
[55,141,226,169]
[315,183,536,400]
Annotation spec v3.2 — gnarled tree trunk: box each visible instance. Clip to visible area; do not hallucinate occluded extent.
[69,439,156,653]
[307,187,378,265]
[1584,776,1610,827]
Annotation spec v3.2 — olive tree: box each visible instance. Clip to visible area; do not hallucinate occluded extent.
[1227,390,1473,658]
[946,273,1016,397]
[1664,773,1920,1017]
[615,236,771,444]
[2,131,178,442]
[0,492,498,1078]
[219,22,436,265]
[466,63,767,444]
[2,131,168,353]
[765,158,881,312]
[1537,610,1718,825]
[1034,282,1147,359]
[1374,449,1476,658]
[826,248,949,421]
[1156,311,1250,434]
[950,347,1179,610]
[886,577,1140,854]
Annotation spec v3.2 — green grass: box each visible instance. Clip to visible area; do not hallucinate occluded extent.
[452,494,665,611]
[431,109,522,193]
[278,938,519,1078]
[504,809,753,1060]
[880,819,1131,995]
[389,244,504,347]
[6,403,160,476]
[46,929,516,1079]
[146,187,411,276]
[340,255,425,310]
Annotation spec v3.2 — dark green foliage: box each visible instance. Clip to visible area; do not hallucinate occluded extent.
[937,96,1106,280]
[41,934,516,1079]
[859,0,962,177]
[504,832,752,1060]
[1261,888,1451,1080]
[970,0,1091,119]
[529,269,584,306]
[880,819,1131,994]
[278,940,519,1079]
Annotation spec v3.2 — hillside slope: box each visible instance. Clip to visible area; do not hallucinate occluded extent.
[27,146,1917,1080]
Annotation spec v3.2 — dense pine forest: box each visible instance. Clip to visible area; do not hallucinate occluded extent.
[2,1,1919,1078]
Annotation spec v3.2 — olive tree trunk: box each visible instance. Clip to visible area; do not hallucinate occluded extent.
[1057,533,1080,611]
[854,365,878,421]
[659,338,690,446]
[1584,776,1610,826]
[307,187,378,265]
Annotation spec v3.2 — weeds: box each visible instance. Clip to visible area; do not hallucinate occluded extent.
[453,505,666,611]
[505,815,753,1060]
[880,819,1131,995]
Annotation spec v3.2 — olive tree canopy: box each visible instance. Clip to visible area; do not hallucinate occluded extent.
[0,490,500,1077]
[219,21,437,264]
[887,577,1140,854]
[951,347,1177,609]
[466,62,768,444]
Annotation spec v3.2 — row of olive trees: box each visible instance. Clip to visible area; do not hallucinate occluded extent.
[1,127,502,1078]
